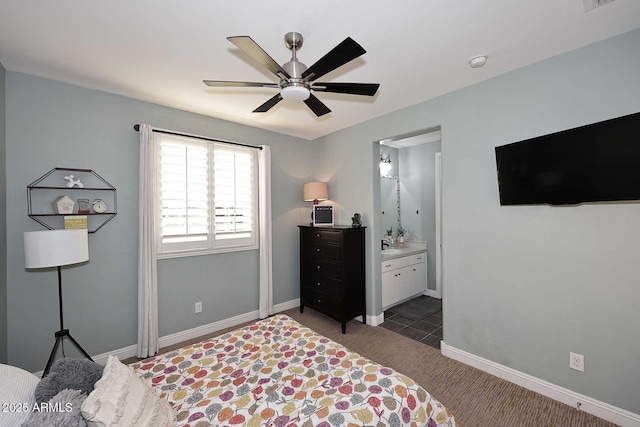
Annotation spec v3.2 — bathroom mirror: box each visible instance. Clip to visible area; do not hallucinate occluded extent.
[381,176,400,235]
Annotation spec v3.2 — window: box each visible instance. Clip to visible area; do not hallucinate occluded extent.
[157,133,258,256]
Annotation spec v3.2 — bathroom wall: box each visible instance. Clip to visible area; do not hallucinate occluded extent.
[399,141,441,290]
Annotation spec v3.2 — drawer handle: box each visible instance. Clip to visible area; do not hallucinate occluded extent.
[316,265,321,269]
[316,248,321,252]
[384,264,392,268]
[317,299,322,303]
[417,257,422,260]
[316,233,321,237]
[317,282,321,286]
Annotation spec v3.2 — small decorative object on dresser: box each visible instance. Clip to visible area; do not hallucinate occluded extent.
[351,212,362,227]
[298,225,366,333]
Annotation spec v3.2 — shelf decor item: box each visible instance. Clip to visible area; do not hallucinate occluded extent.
[52,195,75,214]
[28,167,117,233]
[92,199,107,213]
[23,229,94,377]
[76,198,90,214]
[63,175,84,188]
[64,215,88,230]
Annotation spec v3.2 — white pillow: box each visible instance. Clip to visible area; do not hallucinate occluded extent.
[81,355,176,427]
[0,363,39,427]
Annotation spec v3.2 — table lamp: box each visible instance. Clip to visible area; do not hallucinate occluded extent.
[303,182,328,225]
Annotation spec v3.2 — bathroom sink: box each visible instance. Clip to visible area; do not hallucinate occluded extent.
[382,248,404,254]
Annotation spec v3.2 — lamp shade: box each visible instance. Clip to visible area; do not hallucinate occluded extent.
[303,182,328,202]
[24,229,89,269]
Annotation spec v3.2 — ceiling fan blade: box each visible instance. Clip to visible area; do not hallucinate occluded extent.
[311,82,380,96]
[301,37,366,81]
[304,94,331,117]
[228,36,291,80]
[253,93,283,113]
[204,80,279,88]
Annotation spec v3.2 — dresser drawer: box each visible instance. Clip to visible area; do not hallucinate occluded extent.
[303,259,342,279]
[302,275,342,295]
[302,290,340,317]
[303,241,341,261]
[301,227,341,243]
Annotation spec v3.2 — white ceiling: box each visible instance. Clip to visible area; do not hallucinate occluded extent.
[1,1,639,140]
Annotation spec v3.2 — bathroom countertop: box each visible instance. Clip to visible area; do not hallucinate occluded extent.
[381,245,427,261]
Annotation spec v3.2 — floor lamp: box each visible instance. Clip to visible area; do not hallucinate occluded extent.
[24,229,94,377]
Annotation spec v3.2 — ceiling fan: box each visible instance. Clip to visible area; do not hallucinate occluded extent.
[204,32,380,117]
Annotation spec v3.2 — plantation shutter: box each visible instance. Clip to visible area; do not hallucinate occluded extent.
[213,144,255,244]
[159,137,209,251]
[157,133,258,255]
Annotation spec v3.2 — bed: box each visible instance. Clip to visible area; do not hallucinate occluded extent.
[130,314,456,427]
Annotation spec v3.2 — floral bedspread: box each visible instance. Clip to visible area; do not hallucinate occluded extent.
[130,314,456,427]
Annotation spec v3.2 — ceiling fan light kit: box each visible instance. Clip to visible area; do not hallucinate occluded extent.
[281,85,310,101]
[204,31,380,117]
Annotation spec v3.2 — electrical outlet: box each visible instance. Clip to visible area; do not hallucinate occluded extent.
[195,301,202,313]
[570,352,584,372]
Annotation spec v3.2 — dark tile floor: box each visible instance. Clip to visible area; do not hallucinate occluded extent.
[380,298,443,349]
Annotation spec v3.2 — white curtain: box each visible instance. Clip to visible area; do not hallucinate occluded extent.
[258,145,273,318]
[137,124,159,358]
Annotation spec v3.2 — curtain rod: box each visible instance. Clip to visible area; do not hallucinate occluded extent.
[133,124,263,150]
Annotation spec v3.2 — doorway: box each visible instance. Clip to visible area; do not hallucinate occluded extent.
[378,128,443,348]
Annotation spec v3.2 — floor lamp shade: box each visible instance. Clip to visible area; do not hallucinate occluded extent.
[24,229,89,269]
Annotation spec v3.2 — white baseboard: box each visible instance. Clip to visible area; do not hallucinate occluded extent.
[423,289,440,299]
[273,298,300,313]
[34,298,301,376]
[352,313,384,327]
[367,313,385,326]
[441,341,640,427]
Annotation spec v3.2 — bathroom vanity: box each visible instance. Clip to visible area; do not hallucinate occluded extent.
[381,246,428,310]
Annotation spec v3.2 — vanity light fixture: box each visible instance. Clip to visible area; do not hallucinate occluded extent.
[380,154,392,176]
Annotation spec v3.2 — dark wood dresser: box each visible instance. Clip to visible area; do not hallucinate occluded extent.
[298,225,366,333]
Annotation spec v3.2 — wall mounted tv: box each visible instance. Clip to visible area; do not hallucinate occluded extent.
[495,111,640,206]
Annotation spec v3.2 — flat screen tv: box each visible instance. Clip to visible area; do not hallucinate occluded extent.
[495,111,640,206]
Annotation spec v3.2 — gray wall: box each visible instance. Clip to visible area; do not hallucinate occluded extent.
[0,61,6,364]
[399,141,441,290]
[313,29,640,414]
[5,72,311,372]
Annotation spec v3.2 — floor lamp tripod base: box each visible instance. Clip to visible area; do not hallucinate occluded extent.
[41,266,94,378]
[43,329,94,378]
